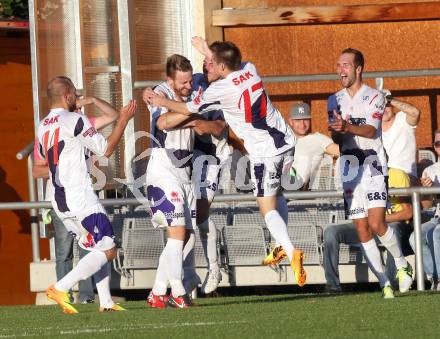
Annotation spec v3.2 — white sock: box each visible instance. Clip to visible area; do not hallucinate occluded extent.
[183,232,197,279]
[55,250,107,292]
[361,239,390,288]
[264,210,294,261]
[199,219,219,271]
[166,238,186,297]
[378,226,407,270]
[94,262,113,308]
[152,248,169,296]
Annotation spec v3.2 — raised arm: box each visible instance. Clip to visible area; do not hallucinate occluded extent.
[192,36,213,59]
[388,97,420,126]
[76,100,136,158]
[76,96,119,130]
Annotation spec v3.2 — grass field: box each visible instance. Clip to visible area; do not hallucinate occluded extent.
[0,291,439,338]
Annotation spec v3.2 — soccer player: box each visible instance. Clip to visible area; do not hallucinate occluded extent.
[183,38,230,294]
[33,94,122,304]
[36,76,136,313]
[143,54,197,308]
[329,48,413,298]
[144,39,307,287]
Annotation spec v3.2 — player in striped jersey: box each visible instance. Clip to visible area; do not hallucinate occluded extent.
[36,76,136,313]
[183,49,230,295]
[144,39,307,287]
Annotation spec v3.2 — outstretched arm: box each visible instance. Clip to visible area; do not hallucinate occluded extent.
[389,98,420,126]
[185,119,226,137]
[76,96,119,130]
[156,112,196,130]
[143,88,192,116]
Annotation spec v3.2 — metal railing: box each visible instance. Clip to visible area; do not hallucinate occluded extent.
[133,67,440,89]
[4,168,440,291]
[19,65,440,290]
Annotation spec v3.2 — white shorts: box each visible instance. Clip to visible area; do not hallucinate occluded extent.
[249,149,294,197]
[146,177,196,229]
[343,175,388,219]
[52,203,115,252]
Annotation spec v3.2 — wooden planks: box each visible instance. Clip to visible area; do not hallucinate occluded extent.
[213,2,440,26]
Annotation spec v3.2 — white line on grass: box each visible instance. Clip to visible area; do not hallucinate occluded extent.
[0,320,248,338]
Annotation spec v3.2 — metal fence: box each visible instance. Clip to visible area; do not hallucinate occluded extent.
[5,147,440,291]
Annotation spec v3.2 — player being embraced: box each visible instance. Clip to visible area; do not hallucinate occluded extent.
[36,76,136,313]
[143,54,199,309]
[329,48,413,298]
[144,39,307,287]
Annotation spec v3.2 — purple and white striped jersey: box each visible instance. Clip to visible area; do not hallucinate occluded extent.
[186,62,295,157]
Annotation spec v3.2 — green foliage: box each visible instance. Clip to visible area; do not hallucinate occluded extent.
[0,0,29,20]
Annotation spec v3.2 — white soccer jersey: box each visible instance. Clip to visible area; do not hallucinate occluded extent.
[335,84,387,180]
[148,82,195,182]
[382,111,417,177]
[187,62,295,157]
[36,108,107,213]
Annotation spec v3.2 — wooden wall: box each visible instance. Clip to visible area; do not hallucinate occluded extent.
[222,0,440,147]
[0,30,49,305]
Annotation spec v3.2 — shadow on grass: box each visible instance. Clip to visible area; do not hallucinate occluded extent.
[198,291,351,308]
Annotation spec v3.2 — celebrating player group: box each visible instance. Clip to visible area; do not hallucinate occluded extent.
[36,36,413,313]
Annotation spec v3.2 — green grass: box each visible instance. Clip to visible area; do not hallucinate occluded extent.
[0,291,439,338]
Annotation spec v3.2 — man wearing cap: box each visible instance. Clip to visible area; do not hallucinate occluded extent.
[288,102,339,190]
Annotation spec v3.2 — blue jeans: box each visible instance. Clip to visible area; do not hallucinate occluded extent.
[323,221,412,289]
[409,216,440,280]
[51,210,95,302]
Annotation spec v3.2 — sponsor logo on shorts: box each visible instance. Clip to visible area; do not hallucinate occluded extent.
[162,211,185,220]
[81,233,96,248]
[170,191,181,203]
[367,191,387,201]
[269,171,280,180]
[346,207,366,216]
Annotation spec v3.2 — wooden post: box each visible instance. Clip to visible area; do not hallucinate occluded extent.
[213,2,440,26]
[192,0,223,70]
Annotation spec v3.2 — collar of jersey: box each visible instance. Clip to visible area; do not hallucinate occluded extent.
[49,107,69,114]
[344,83,366,100]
